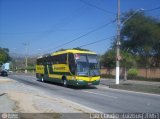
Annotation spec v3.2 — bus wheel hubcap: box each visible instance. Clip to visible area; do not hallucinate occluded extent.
[42,77,44,82]
[63,80,67,86]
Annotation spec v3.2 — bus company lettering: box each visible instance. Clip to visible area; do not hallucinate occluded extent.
[36,66,44,70]
[53,66,65,70]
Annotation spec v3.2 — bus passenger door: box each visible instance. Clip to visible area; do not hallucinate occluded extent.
[44,64,48,74]
[68,53,76,75]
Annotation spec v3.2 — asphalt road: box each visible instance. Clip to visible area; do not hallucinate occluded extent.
[9,74,160,113]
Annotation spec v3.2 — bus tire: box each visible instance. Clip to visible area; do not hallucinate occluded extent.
[41,76,44,82]
[62,77,67,87]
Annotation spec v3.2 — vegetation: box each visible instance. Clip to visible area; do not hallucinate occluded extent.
[11,57,36,72]
[121,10,160,68]
[101,49,135,80]
[101,49,116,68]
[0,47,11,65]
[127,68,138,77]
[101,10,160,80]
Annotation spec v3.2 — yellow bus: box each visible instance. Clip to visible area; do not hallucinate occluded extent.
[36,49,100,86]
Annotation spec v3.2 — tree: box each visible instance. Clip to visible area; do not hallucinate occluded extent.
[101,10,160,79]
[121,10,160,67]
[101,49,135,79]
[0,47,11,65]
[101,49,116,76]
[120,51,135,80]
[101,49,116,68]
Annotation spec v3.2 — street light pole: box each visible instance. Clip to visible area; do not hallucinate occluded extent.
[116,0,120,84]
[23,43,29,73]
[121,8,144,25]
[115,6,144,84]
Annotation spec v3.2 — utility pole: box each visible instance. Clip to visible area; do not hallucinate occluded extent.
[23,43,29,73]
[116,0,120,84]
[115,5,144,84]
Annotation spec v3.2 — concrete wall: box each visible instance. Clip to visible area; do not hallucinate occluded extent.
[101,68,160,78]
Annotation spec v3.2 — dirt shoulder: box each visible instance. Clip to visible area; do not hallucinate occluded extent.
[0,76,97,113]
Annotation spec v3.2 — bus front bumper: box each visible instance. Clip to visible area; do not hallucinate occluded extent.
[68,79,100,86]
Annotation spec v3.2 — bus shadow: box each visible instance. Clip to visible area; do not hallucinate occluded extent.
[37,79,97,90]
[69,85,98,90]
[37,79,63,87]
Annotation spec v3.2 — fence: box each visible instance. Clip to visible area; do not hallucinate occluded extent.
[101,68,160,79]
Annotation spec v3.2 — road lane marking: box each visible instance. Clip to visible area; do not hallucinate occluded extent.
[82,90,118,99]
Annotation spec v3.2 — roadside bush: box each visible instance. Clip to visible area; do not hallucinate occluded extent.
[27,66,35,71]
[127,68,138,79]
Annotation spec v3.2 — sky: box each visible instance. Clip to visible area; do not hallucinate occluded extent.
[0,0,160,56]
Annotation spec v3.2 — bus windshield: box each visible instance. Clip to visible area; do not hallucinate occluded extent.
[75,54,100,76]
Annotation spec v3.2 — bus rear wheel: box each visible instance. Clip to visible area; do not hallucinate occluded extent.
[62,77,68,87]
[41,76,44,82]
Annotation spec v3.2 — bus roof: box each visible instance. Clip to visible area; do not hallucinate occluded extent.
[51,49,96,56]
[37,49,97,59]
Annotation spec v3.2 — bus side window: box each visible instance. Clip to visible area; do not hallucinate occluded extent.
[58,54,67,64]
[53,55,58,64]
[51,56,56,64]
[62,54,67,64]
[68,53,76,75]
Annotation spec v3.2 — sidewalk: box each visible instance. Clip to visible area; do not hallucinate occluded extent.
[100,78,160,94]
[0,76,99,113]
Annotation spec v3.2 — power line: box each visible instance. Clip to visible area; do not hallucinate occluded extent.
[80,0,116,15]
[71,5,160,51]
[79,36,115,48]
[145,6,160,12]
[33,5,160,57]
[36,19,116,55]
